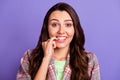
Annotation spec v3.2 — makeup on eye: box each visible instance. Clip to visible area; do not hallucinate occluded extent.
[65,23,73,27]
[49,22,73,27]
[51,22,60,27]
[49,19,73,27]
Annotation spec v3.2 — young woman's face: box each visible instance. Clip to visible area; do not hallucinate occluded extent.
[48,10,75,48]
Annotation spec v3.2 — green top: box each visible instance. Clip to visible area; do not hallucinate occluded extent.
[54,60,66,80]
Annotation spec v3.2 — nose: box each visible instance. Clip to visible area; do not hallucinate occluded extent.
[57,26,65,34]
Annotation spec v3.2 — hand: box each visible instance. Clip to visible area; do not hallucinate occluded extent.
[42,37,57,59]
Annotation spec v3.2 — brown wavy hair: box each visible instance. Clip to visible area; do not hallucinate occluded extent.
[29,2,89,80]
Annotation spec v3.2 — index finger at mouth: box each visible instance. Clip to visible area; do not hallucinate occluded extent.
[50,37,57,41]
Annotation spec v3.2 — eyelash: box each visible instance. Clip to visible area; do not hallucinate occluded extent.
[51,23,59,27]
[51,23,73,27]
[65,23,73,27]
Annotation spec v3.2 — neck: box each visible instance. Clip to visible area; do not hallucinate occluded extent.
[54,47,69,61]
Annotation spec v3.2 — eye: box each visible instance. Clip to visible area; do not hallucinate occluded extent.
[51,23,59,27]
[65,23,73,27]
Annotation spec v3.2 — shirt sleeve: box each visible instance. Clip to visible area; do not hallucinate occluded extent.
[16,50,32,80]
[89,53,100,80]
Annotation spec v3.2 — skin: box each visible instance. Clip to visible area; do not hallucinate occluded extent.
[48,10,75,60]
[34,10,75,80]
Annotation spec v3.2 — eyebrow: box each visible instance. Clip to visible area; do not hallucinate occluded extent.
[49,19,73,22]
[64,20,73,22]
[49,19,59,22]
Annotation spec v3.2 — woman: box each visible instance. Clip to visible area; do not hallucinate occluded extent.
[17,2,100,80]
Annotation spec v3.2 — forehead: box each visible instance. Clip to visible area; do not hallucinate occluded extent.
[49,10,72,20]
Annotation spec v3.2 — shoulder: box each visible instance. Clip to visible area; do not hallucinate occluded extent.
[85,50,99,65]
[17,49,33,79]
[85,51,100,79]
[20,49,33,64]
[22,49,33,58]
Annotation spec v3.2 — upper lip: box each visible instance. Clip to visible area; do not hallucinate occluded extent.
[56,36,67,39]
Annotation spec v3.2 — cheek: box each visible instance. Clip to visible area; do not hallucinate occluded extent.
[48,28,56,37]
[67,29,75,37]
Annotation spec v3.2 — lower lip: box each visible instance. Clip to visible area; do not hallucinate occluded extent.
[56,39,66,43]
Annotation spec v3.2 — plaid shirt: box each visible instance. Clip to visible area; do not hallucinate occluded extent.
[16,49,100,80]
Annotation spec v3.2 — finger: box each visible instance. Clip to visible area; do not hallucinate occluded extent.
[52,41,56,48]
[42,37,57,49]
[42,41,48,50]
[47,37,57,44]
[42,41,47,46]
[47,37,57,48]
[49,37,57,42]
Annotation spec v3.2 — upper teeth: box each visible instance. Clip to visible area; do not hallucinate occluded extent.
[57,37,66,40]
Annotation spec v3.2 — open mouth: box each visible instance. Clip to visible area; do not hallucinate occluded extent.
[56,36,67,42]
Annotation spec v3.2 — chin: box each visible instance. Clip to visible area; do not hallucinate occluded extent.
[56,45,65,48]
[56,44,69,49]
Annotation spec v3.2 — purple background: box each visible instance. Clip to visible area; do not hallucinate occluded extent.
[0,0,120,80]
